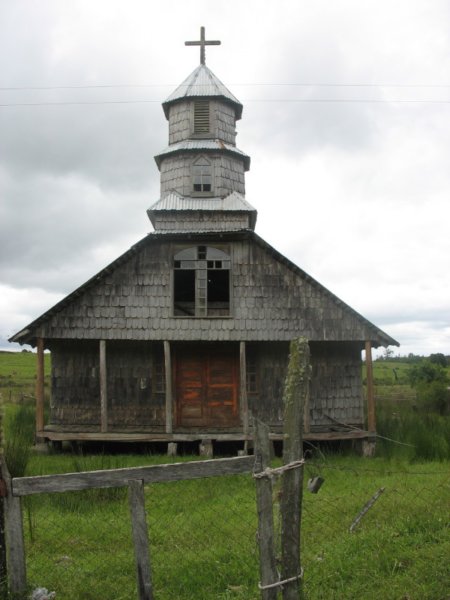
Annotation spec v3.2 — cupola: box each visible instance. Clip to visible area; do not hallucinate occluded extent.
[147,27,256,233]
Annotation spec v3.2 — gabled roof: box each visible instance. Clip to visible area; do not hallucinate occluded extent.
[162,64,243,120]
[9,230,399,349]
[154,139,250,171]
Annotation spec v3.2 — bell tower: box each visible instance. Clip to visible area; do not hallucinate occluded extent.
[147,27,256,232]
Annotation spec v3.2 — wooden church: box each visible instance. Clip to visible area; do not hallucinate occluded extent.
[11,29,398,452]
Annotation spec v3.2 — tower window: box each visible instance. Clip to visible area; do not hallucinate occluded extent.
[173,246,230,317]
[194,100,210,134]
[192,157,212,193]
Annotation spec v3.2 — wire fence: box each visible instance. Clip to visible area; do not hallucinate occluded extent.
[13,458,449,600]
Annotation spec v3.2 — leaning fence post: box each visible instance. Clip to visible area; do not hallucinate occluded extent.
[1,459,27,597]
[254,419,279,600]
[280,338,309,600]
[128,479,153,600]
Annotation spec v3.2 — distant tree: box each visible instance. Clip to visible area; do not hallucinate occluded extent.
[429,353,448,368]
[408,360,448,386]
[408,359,450,415]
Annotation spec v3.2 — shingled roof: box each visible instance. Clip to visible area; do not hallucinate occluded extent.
[162,64,243,119]
[10,230,399,349]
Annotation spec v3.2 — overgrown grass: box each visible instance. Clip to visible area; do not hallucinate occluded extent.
[377,402,450,461]
[13,453,450,600]
[4,402,35,477]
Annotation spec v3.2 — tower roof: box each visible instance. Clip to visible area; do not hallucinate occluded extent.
[162,64,243,120]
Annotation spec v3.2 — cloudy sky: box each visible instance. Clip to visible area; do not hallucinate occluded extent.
[1,0,449,356]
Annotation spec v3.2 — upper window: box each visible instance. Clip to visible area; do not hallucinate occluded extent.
[192,156,212,194]
[173,246,230,317]
[193,100,210,134]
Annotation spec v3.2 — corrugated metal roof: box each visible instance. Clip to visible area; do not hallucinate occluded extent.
[154,139,250,170]
[148,191,257,213]
[163,65,243,119]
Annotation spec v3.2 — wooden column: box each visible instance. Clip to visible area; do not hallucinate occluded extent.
[99,340,108,433]
[35,338,45,436]
[163,341,173,434]
[365,341,376,434]
[239,342,249,448]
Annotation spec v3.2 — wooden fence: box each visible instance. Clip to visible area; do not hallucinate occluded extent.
[2,338,309,599]
[2,455,255,600]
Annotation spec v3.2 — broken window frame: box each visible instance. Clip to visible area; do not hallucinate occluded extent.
[173,245,231,317]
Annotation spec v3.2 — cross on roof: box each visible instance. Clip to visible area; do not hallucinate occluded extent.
[185,26,221,65]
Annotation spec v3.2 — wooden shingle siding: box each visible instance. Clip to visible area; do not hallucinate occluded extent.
[49,341,100,426]
[39,235,383,344]
[309,342,364,429]
[160,154,245,197]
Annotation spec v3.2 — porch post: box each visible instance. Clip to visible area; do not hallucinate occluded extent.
[239,341,249,446]
[163,341,173,434]
[99,340,108,433]
[365,341,376,433]
[35,337,45,438]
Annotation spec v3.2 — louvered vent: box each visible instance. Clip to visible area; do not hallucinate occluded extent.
[194,101,210,133]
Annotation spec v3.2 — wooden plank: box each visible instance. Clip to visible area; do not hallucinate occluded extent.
[100,340,108,433]
[128,480,153,600]
[280,338,309,600]
[254,419,278,600]
[1,461,26,596]
[163,341,173,434]
[39,429,370,443]
[12,455,254,496]
[36,337,45,435]
[239,342,249,450]
[365,341,376,434]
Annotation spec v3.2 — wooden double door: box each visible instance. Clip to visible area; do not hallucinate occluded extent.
[175,345,239,428]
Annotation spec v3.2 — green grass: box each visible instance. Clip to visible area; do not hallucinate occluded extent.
[1,353,449,598]
[0,350,51,404]
[12,453,450,600]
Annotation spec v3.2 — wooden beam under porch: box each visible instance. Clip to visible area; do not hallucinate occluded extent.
[38,429,372,443]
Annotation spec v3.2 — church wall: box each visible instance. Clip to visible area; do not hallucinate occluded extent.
[152,212,250,232]
[168,103,191,144]
[211,100,236,144]
[39,236,375,343]
[167,99,237,145]
[49,340,101,427]
[160,153,245,197]
[48,340,166,429]
[247,341,364,432]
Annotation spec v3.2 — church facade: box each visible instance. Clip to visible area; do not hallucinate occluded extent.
[11,29,398,451]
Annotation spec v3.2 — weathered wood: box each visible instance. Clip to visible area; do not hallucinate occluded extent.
[36,337,45,435]
[280,338,309,600]
[254,419,278,600]
[349,487,385,533]
[163,341,173,434]
[12,455,254,496]
[99,340,108,433]
[1,461,26,596]
[365,341,376,434]
[128,480,153,600]
[240,341,249,453]
[199,439,213,458]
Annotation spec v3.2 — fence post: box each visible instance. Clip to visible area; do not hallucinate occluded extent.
[1,460,27,597]
[280,338,309,600]
[128,479,153,600]
[254,419,279,600]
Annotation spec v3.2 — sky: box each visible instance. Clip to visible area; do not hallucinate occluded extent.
[1,0,449,356]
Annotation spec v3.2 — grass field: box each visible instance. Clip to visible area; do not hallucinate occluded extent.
[13,452,450,600]
[1,351,449,598]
